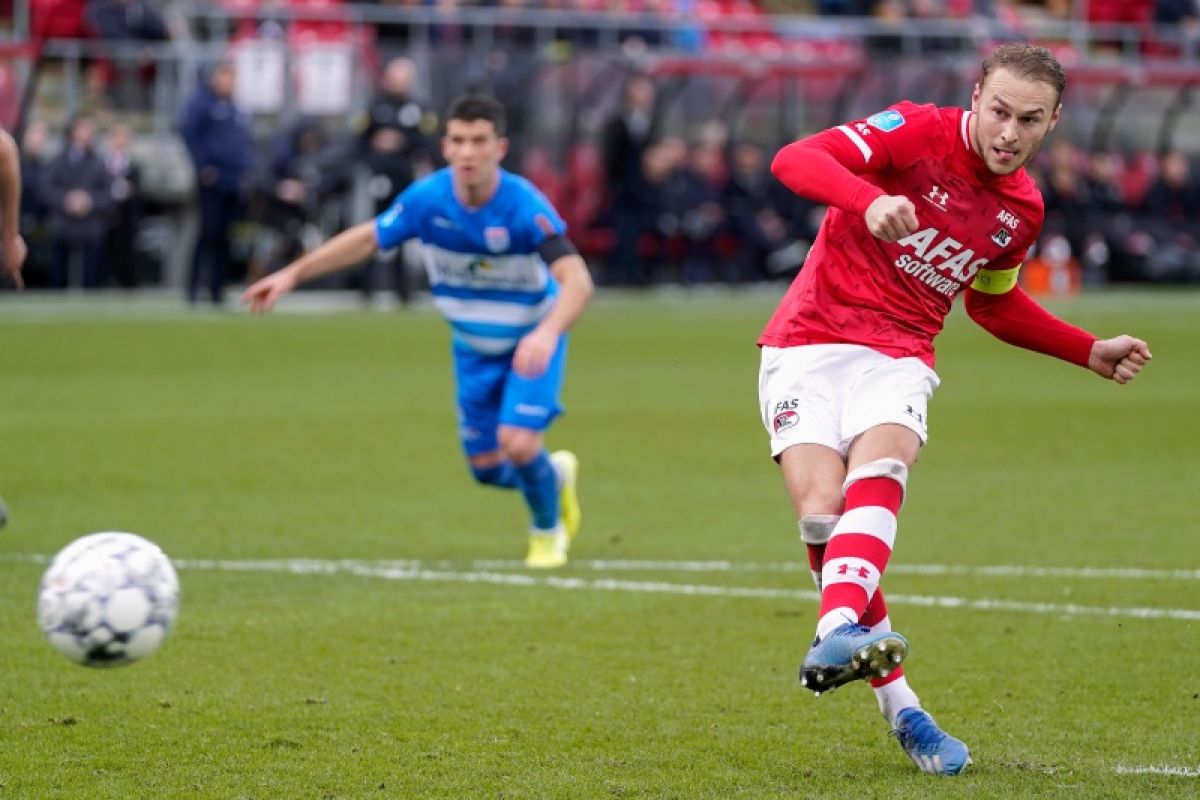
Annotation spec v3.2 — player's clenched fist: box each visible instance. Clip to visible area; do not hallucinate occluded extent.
[242,270,297,313]
[1088,335,1152,384]
[864,195,919,243]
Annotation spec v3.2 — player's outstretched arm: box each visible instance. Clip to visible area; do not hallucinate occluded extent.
[242,221,379,313]
[1087,335,1152,385]
[964,284,1095,366]
[512,254,594,378]
[965,286,1152,384]
[0,128,27,288]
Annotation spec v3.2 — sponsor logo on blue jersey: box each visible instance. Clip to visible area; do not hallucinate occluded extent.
[866,110,905,132]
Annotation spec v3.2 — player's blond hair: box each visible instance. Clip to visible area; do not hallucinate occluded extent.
[980,43,1066,105]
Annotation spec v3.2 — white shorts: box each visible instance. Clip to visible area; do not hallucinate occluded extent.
[758,344,940,459]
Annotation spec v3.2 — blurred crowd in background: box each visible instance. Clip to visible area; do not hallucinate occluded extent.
[7,0,1200,301]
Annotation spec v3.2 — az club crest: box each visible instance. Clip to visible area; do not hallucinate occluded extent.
[991,227,1012,247]
[773,409,799,434]
[484,226,510,253]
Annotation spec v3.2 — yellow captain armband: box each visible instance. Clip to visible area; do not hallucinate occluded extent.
[970,264,1021,295]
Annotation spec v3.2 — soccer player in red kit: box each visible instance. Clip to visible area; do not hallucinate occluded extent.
[759,43,1151,775]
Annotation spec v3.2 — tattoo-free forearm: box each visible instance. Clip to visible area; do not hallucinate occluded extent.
[538,254,594,335]
[283,222,379,285]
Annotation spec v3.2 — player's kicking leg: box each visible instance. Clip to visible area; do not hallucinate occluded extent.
[802,519,970,774]
[795,452,911,693]
[797,513,905,694]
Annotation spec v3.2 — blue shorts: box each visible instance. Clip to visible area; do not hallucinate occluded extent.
[453,336,568,457]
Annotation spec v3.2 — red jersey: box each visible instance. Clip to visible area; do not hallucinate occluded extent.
[759,102,1045,368]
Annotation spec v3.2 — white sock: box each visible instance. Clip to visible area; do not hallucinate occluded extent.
[815,607,857,641]
[875,677,921,727]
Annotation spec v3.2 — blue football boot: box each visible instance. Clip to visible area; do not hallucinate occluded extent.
[799,622,908,695]
[892,707,972,776]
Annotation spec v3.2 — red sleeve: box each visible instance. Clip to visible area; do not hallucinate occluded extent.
[964,286,1096,367]
[770,133,886,217]
[769,102,945,217]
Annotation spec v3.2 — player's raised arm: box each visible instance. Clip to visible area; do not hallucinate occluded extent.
[771,108,937,243]
[770,130,887,218]
[242,221,379,312]
[512,247,594,379]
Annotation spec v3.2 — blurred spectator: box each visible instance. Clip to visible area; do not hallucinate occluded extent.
[1078,150,1130,283]
[724,140,817,282]
[678,142,729,283]
[179,62,254,306]
[87,0,170,40]
[253,117,348,279]
[101,121,145,288]
[357,55,435,304]
[602,74,659,284]
[18,120,53,286]
[39,115,113,289]
[1120,150,1200,282]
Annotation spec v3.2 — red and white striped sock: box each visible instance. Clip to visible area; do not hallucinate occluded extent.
[816,459,906,641]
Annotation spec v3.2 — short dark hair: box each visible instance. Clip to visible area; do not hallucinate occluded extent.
[980,43,1066,106]
[446,94,506,136]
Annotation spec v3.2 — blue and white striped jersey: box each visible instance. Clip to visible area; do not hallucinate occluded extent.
[374,168,567,355]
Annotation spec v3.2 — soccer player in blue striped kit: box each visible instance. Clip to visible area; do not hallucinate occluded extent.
[243,95,594,568]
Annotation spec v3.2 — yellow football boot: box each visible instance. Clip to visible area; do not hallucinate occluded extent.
[524,525,569,569]
[549,450,581,542]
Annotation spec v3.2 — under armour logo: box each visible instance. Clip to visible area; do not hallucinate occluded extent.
[904,405,925,425]
[924,185,949,211]
[837,564,871,579]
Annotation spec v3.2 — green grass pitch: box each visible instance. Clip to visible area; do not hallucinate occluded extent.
[0,289,1197,798]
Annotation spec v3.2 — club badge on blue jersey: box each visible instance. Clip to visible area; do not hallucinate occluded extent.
[484,226,510,253]
[866,110,906,133]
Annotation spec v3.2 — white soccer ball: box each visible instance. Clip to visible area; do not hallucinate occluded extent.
[37,531,180,667]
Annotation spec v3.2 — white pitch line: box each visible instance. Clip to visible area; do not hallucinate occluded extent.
[158,558,1200,621]
[4,552,1198,619]
[6,552,1200,581]
[471,559,1200,581]
[1115,765,1200,777]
